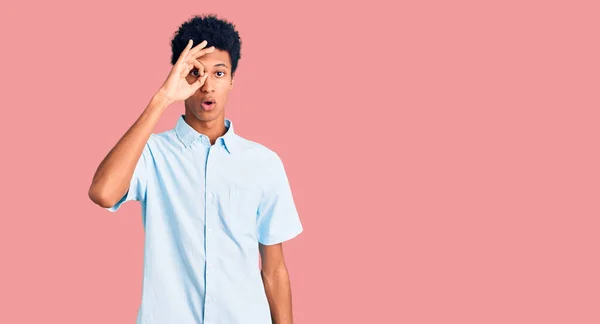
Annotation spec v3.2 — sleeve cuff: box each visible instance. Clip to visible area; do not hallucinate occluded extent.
[104,189,134,213]
[258,224,303,245]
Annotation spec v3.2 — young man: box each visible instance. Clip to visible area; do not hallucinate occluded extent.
[88,14,303,324]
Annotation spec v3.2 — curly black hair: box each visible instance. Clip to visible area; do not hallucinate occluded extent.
[170,14,242,76]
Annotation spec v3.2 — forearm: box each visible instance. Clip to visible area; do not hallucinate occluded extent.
[88,93,170,207]
[261,267,294,324]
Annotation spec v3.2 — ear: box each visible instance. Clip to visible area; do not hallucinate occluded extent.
[229,76,235,90]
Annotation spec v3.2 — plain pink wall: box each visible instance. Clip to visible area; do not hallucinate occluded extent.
[0,0,598,323]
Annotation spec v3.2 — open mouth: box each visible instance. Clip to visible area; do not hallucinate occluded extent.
[201,100,216,111]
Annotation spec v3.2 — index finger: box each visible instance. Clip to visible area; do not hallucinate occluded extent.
[189,46,215,62]
[187,40,209,57]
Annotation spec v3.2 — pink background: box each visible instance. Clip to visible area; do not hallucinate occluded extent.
[1,0,599,323]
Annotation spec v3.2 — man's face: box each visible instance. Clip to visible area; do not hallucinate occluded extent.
[184,49,234,122]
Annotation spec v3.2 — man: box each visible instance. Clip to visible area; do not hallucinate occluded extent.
[88,14,303,324]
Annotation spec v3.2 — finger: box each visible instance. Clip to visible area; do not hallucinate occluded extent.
[180,59,202,78]
[189,46,215,62]
[192,60,205,77]
[181,64,190,78]
[187,40,209,58]
[176,39,194,65]
[179,60,194,78]
[192,74,209,91]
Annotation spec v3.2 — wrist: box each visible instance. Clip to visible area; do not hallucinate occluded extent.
[152,90,174,109]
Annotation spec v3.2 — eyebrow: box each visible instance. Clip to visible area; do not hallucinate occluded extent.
[214,63,229,69]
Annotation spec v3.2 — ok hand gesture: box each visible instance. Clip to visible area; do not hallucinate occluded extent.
[158,40,215,104]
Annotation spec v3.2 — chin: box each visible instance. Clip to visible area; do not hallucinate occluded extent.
[192,108,222,121]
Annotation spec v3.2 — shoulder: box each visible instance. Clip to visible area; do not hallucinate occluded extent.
[234,136,290,190]
[235,135,282,163]
[145,129,181,149]
[233,136,288,188]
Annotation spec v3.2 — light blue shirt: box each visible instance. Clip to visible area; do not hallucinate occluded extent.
[106,115,303,324]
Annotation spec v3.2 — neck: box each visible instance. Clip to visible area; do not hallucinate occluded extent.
[183,112,227,145]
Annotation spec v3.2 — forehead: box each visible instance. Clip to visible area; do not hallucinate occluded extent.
[196,49,231,68]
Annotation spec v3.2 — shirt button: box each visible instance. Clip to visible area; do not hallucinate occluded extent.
[208,193,214,200]
[208,262,213,268]
[207,228,212,234]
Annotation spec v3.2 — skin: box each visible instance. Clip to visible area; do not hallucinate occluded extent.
[89,39,295,323]
[183,47,235,145]
[260,243,295,324]
[183,42,295,324]
[180,41,295,323]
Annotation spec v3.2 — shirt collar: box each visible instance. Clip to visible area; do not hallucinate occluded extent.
[174,115,238,154]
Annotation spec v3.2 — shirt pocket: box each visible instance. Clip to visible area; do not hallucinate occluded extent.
[227,185,260,233]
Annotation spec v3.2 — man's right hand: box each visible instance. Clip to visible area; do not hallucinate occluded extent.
[157,39,215,104]
[90,40,216,209]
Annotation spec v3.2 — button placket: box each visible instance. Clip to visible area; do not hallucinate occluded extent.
[204,144,219,311]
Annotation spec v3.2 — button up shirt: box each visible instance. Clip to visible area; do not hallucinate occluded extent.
[106,115,303,324]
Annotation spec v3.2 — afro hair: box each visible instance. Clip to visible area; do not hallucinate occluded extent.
[170,14,242,76]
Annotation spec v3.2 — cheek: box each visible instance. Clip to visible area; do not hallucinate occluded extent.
[216,80,232,92]
[185,75,196,84]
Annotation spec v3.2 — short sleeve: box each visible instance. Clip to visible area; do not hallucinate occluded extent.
[105,137,152,212]
[256,153,303,245]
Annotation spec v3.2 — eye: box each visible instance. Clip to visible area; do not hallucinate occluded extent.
[216,71,226,77]
[191,69,199,77]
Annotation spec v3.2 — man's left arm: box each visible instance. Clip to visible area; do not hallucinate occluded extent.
[259,242,294,324]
